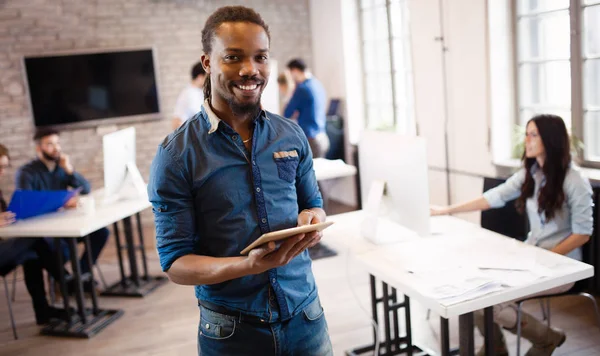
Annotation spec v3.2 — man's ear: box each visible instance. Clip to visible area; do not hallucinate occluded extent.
[201,54,210,74]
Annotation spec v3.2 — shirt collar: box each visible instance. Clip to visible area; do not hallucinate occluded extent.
[202,99,269,135]
[202,99,222,135]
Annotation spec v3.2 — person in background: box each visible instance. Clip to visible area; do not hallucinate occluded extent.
[16,128,109,293]
[172,62,207,130]
[277,71,294,112]
[431,114,594,356]
[148,6,332,355]
[284,58,330,158]
[0,143,69,324]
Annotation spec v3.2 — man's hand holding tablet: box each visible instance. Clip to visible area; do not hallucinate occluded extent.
[243,209,333,274]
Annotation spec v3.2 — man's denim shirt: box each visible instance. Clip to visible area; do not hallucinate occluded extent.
[148,102,323,322]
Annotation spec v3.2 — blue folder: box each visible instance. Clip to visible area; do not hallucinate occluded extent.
[7,189,82,220]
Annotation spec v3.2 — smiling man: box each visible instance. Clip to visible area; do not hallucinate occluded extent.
[148,6,332,356]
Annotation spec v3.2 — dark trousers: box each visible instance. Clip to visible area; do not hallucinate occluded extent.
[20,239,63,321]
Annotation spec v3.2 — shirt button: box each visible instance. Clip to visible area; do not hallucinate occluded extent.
[256,187,261,192]
[261,218,267,223]
[232,135,238,140]
[205,323,210,329]
[270,295,274,301]
[272,278,276,283]
[252,160,256,165]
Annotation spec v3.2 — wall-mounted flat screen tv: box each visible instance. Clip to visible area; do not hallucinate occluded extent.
[24,48,161,129]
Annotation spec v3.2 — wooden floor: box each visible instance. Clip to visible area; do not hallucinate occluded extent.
[1,205,600,355]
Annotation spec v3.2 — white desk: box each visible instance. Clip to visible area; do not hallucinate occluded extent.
[327,211,593,356]
[0,190,165,338]
[313,158,357,181]
[0,191,151,238]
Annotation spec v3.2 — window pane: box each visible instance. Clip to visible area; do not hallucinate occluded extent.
[583,5,600,57]
[394,71,409,109]
[584,59,600,107]
[584,112,600,160]
[518,0,569,15]
[392,38,410,73]
[519,63,541,106]
[518,12,570,60]
[362,6,389,42]
[366,103,394,130]
[389,0,409,39]
[545,61,571,107]
[519,61,570,108]
[584,0,600,5]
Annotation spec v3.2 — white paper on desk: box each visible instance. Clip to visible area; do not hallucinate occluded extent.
[410,267,505,306]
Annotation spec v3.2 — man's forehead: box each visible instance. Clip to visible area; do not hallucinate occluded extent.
[213,22,269,48]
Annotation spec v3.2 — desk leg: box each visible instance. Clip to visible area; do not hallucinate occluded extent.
[102,216,168,298]
[41,239,124,338]
[484,307,495,356]
[441,317,450,356]
[54,238,73,324]
[459,312,475,356]
[123,217,140,287]
[112,222,127,288]
[135,213,149,280]
[67,239,87,324]
[345,275,430,356]
[84,235,100,315]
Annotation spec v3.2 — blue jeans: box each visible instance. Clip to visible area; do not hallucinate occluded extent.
[197,296,333,356]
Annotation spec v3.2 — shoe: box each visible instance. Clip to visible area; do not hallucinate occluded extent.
[35,306,73,325]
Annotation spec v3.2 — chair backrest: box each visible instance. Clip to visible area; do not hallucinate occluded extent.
[480,177,529,241]
[583,186,600,294]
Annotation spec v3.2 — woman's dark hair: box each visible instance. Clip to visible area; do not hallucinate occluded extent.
[201,6,271,99]
[516,114,571,221]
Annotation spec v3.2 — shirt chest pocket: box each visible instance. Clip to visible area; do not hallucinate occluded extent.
[273,150,299,183]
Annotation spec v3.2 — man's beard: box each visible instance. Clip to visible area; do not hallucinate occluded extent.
[227,96,262,118]
[42,151,59,162]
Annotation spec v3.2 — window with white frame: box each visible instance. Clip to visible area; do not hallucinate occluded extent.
[359,0,415,134]
[516,0,600,164]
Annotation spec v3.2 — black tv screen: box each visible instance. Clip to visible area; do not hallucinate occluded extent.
[24,49,160,128]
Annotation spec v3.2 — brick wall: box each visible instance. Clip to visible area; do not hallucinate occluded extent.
[0,0,312,235]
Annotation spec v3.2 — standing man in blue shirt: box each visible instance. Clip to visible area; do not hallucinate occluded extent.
[148,6,332,356]
[16,128,109,293]
[284,58,330,158]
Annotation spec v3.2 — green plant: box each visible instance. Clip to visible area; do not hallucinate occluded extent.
[511,124,585,161]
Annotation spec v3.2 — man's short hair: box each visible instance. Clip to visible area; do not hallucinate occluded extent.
[287,58,307,72]
[191,62,206,80]
[33,127,60,142]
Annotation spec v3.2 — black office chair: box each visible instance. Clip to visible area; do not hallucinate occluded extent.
[481,177,529,241]
[0,263,19,340]
[513,186,600,355]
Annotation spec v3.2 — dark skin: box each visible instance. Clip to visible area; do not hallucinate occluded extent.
[166,22,326,286]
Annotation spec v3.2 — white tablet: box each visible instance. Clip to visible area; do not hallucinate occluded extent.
[240,221,335,255]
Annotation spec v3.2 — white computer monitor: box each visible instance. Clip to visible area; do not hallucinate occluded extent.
[358,131,430,243]
[102,127,145,202]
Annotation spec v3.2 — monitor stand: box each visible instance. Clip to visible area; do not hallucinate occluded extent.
[102,162,147,205]
[361,180,419,245]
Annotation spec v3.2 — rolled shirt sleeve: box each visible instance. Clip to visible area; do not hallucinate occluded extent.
[483,169,526,208]
[566,171,594,236]
[148,145,197,272]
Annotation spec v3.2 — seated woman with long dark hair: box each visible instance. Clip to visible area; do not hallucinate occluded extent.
[431,114,594,356]
[0,143,69,324]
